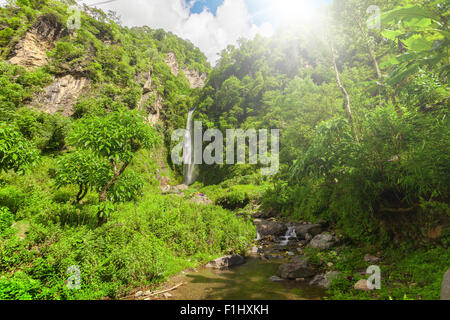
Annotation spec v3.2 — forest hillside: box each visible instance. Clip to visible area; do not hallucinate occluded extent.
[0,0,448,300]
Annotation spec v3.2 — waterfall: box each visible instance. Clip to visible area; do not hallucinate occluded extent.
[183,108,196,185]
[278,227,297,246]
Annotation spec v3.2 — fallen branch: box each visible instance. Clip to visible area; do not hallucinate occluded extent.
[147,282,185,297]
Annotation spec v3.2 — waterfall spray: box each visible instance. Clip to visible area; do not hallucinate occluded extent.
[183,108,196,185]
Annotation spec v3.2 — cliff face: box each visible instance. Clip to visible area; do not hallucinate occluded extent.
[31,75,90,117]
[136,69,163,125]
[165,52,207,89]
[4,8,208,125]
[8,14,88,117]
[9,14,67,69]
[183,68,207,89]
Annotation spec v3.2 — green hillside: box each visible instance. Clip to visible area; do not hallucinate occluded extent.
[0,0,448,301]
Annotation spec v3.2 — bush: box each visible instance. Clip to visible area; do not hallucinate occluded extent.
[0,185,26,214]
[0,272,42,300]
[0,207,14,236]
[215,190,250,210]
[107,171,145,203]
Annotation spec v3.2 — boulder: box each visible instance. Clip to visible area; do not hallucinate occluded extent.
[293,224,322,239]
[305,233,313,242]
[309,271,342,289]
[441,269,450,300]
[249,246,263,255]
[206,255,245,269]
[354,279,372,291]
[277,256,315,280]
[308,233,337,250]
[364,254,381,264]
[256,220,287,237]
[175,184,189,191]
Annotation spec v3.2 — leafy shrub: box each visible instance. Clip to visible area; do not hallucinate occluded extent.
[14,109,71,152]
[0,123,40,174]
[55,150,111,203]
[0,185,26,214]
[107,171,145,203]
[0,27,14,46]
[215,190,250,210]
[0,272,42,300]
[0,207,14,236]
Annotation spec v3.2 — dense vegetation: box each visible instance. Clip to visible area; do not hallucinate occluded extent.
[0,0,254,300]
[0,0,448,300]
[197,0,449,244]
[194,0,449,299]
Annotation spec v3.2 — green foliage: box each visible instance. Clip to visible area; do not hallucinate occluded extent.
[0,206,14,237]
[0,185,26,214]
[0,188,255,300]
[323,245,450,300]
[215,190,250,210]
[67,110,157,207]
[107,170,144,203]
[0,0,448,301]
[291,118,359,181]
[0,123,39,174]
[0,62,52,118]
[380,2,449,85]
[0,271,42,300]
[14,109,71,152]
[68,110,156,165]
[54,150,110,202]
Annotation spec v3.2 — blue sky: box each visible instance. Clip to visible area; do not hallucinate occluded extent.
[79,0,333,64]
[189,0,332,26]
[189,0,223,15]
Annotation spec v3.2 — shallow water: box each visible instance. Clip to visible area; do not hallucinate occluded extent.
[167,258,326,300]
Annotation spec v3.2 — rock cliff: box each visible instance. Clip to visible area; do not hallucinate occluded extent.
[9,14,67,69]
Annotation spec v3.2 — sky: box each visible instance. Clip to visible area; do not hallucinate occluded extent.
[77,0,331,65]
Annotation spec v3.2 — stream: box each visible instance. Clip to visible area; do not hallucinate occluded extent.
[155,226,326,300]
[164,258,325,300]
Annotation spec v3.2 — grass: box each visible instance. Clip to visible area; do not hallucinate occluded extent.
[301,244,450,300]
[0,156,256,300]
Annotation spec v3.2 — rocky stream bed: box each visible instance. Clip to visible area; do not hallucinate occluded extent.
[127,214,360,300]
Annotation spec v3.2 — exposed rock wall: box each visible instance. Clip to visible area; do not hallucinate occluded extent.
[183,69,207,89]
[137,69,164,125]
[9,14,67,69]
[165,52,180,77]
[137,70,153,94]
[142,93,164,126]
[165,52,206,89]
[31,75,89,117]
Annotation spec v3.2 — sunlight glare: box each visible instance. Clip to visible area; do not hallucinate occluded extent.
[271,0,318,24]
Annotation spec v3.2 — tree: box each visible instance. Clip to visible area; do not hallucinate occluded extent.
[330,42,359,143]
[381,2,449,86]
[68,110,156,217]
[55,150,110,204]
[0,123,39,174]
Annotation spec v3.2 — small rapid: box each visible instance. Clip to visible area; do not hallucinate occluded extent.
[278,226,297,246]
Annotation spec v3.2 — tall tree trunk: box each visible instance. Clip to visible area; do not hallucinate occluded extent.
[331,44,360,143]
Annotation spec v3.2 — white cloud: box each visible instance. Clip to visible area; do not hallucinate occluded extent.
[81,0,274,65]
